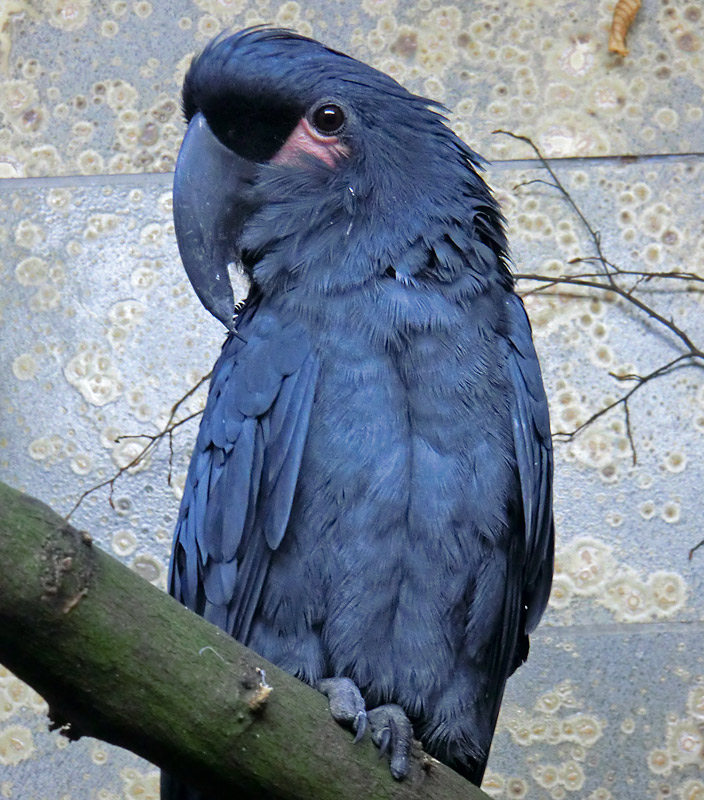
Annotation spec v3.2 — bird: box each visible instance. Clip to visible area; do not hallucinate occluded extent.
[164,26,554,798]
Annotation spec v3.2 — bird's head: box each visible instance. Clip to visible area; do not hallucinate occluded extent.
[173,27,508,328]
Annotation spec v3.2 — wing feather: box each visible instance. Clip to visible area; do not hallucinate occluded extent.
[505,293,554,634]
[264,356,318,549]
[168,298,318,644]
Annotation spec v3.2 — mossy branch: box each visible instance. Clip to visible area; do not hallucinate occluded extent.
[0,480,488,800]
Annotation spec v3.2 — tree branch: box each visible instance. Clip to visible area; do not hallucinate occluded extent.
[0,481,487,800]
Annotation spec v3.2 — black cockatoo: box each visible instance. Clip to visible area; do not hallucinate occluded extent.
[164,27,553,798]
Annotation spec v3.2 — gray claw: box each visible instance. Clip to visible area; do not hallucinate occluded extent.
[353,709,367,742]
[368,704,413,780]
[377,725,391,756]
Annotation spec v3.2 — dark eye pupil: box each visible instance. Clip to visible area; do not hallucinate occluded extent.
[312,104,345,135]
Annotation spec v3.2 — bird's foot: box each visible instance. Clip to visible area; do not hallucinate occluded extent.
[368,703,413,780]
[318,680,413,780]
[317,677,367,742]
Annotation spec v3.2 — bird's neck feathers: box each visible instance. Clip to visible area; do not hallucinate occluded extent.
[240,145,511,309]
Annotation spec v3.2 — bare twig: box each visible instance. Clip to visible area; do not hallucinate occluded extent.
[495,129,618,287]
[115,408,205,486]
[513,273,702,356]
[568,257,704,285]
[689,539,704,560]
[495,129,703,466]
[551,354,697,464]
[66,372,211,519]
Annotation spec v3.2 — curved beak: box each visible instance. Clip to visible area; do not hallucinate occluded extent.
[173,112,255,330]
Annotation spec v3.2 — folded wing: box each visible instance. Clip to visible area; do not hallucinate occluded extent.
[506,293,554,636]
[169,297,319,642]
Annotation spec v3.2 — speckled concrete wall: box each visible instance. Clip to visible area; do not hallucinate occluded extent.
[1,2,703,799]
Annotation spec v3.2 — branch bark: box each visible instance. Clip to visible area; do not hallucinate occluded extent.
[0,481,488,800]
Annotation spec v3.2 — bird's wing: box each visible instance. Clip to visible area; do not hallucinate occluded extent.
[169,297,318,642]
[505,293,555,634]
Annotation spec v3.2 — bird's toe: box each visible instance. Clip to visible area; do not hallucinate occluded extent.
[317,677,367,740]
[367,704,413,780]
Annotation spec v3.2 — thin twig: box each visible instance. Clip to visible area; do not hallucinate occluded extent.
[552,354,698,464]
[569,257,704,285]
[514,273,703,356]
[495,129,618,287]
[115,408,205,445]
[495,129,703,467]
[66,372,212,519]
[689,539,704,560]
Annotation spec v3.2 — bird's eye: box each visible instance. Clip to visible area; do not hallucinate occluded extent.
[311,103,345,136]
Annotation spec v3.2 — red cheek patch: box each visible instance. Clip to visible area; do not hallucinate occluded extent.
[271,117,349,168]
